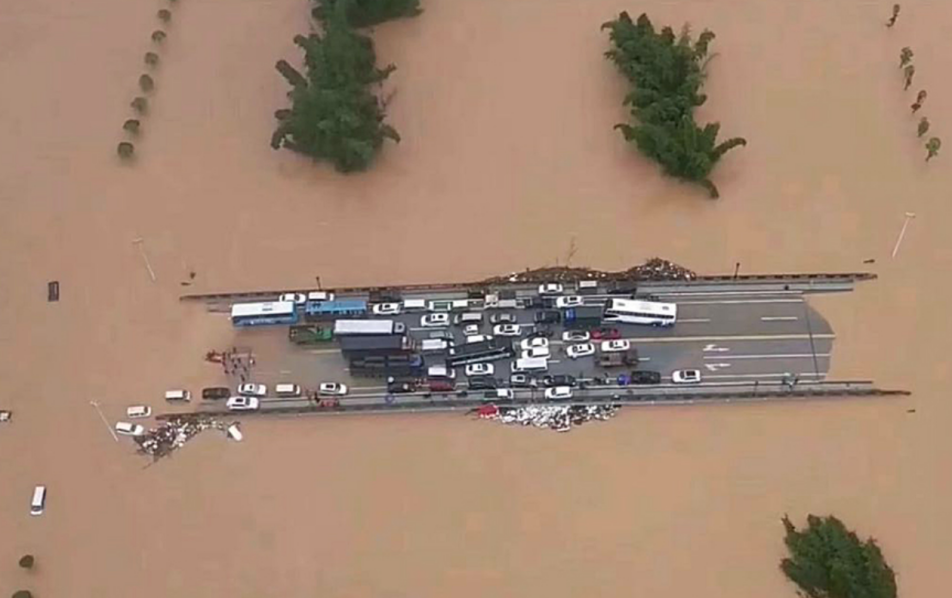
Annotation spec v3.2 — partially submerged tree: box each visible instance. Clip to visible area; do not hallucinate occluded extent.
[903,64,915,90]
[603,12,745,198]
[312,0,423,28]
[12,591,33,598]
[144,51,160,67]
[152,30,167,44]
[780,514,897,598]
[18,555,34,569]
[926,137,941,161]
[917,116,930,138]
[899,46,913,68]
[271,2,399,172]
[123,119,141,135]
[157,9,172,23]
[117,141,136,159]
[886,4,900,28]
[131,96,149,114]
[139,73,155,92]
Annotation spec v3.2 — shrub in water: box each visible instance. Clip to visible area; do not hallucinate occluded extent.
[158,9,172,23]
[152,30,167,43]
[131,97,149,114]
[117,142,135,158]
[139,74,155,92]
[144,52,159,67]
[123,119,141,135]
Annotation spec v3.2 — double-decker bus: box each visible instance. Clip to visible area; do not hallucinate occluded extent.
[603,298,677,327]
[231,301,299,327]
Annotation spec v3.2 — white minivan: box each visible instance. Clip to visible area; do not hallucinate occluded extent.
[512,357,549,373]
[421,339,449,353]
[275,384,302,397]
[402,299,426,312]
[31,485,46,516]
[164,389,190,402]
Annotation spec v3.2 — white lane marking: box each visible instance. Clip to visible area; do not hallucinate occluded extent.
[679,318,712,323]
[704,353,831,360]
[677,299,804,305]
[702,372,826,380]
[704,363,732,371]
[703,344,730,352]
[761,316,799,322]
[627,333,834,344]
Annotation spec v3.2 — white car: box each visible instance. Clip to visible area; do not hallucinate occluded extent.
[421,313,450,327]
[238,383,267,397]
[226,396,260,411]
[493,324,521,336]
[672,369,702,384]
[307,291,335,302]
[279,293,307,305]
[319,382,349,396]
[538,283,564,295]
[521,347,551,359]
[126,405,152,419]
[115,421,145,436]
[465,363,494,377]
[466,334,493,344]
[566,343,595,359]
[555,295,584,308]
[372,302,402,316]
[562,330,590,342]
[463,324,480,336]
[544,386,573,400]
[600,340,631,353]
[520,337,549,351]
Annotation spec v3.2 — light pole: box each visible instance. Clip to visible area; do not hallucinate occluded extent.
[90,401,118,442]
[733,262,740,279]
[891,212,916,258]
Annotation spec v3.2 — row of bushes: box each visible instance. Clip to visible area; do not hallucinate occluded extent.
[270,0,421,171]
[602,12,745,198]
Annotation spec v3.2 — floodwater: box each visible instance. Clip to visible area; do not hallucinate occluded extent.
[0,0,949,595]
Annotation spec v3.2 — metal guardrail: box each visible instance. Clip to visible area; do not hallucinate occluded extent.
[157,385,908,420]
[179,272,877,303]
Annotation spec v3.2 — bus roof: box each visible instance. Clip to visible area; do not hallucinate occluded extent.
[334,320,396,335]
[231,301,296,318]
[305,299,367,314]
[608,298,677,315]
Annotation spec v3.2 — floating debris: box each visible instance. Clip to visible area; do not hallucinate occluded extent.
[0,410,11,423]
[135,415,237,460]
[476,404,620,433]
[482,258,696,285]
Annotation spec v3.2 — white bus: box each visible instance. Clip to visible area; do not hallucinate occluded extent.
[231,301,299,327]
[333,319,405,336]
[603,298,677,327]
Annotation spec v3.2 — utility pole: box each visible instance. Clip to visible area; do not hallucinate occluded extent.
[733,262,741,279]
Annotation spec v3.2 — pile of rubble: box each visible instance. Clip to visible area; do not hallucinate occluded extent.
[481,258,696,285]
[476,404,620,433]
[135,415,235,461]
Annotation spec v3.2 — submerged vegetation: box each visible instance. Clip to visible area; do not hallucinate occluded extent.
[312,0,422,28]
[273,0,416,172]
[780,514,897,598]
[602,12,745,198]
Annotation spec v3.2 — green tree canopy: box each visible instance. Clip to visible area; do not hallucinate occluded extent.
[313,0,422,28]
[603,12,745,198]
[780,514,897,598]
[272,1,399,172]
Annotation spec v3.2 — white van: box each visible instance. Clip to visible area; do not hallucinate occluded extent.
[421,339,449,353]
[164,389,191,402]
[126,405,152,419]
[307,291,335,302]
[31,485,46,516]
[403,299,426,312]
[275,383,302,397]
[512,357,549,373]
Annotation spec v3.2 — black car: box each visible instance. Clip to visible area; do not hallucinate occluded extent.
[542,374,577,388]
[202,387,231,400]
[509,373,536,388]
[387,380,418,393]
[526,325,554,339]
[534,310,561,324]
[467,376,498,390]
[490,313,517,325]
[630,370,662,385]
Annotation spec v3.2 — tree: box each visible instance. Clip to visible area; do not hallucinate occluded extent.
[312,0,423,28]
[917,116,930,138]
[603,11,745,198]
[903,64,915,90]
[911,89,926,112]
[780,514,897,598]
[123,119,141,135]
[12,591,33,598]
[18,555,34,569]
[272,0,400,171]
[152,30,167,44]
[117,141,135,158]
[139,73,155,92]
[926,137,941,161]
[157,9,172,23]
[131,96,149,114]
[886,4,900,27]
[144,51,159,67]
[899,46,913,68]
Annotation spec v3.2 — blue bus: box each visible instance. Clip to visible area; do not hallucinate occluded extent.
[231,301,299,327]
[305,299,368,321]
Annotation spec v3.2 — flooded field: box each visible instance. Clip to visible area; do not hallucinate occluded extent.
[1,0,950,596]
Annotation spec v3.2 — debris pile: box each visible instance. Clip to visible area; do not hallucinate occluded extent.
[482,258,696,285]
[135,415,236,460]
[477,404,620,433]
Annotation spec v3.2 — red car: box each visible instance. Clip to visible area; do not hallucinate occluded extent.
[591,327,621,340]
[428,380,455,392]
